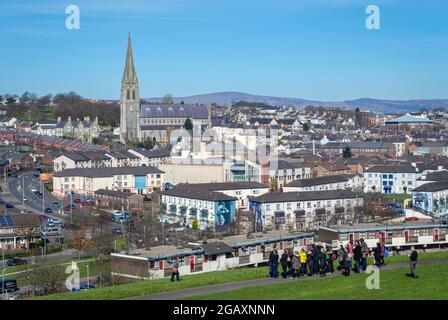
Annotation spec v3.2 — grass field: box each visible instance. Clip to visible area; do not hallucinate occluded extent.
[34,250,448,300]
[188,263,448,300]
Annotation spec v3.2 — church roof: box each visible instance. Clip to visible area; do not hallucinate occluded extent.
[139,104,209,119]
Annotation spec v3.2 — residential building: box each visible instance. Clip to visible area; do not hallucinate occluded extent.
[412,181,448,217]
[54,116,100,143]
[0,214,42,250]
[284,174,363,192]
[249,190,363,231]
[53,166,164,197]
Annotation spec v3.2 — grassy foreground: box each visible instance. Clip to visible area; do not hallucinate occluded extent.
[188,263,448,300]
[34,250,448,300]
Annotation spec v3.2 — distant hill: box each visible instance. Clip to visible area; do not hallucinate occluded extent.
[146,91,448,113]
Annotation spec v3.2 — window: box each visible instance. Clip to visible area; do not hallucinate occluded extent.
[266,204,271,211]
[287,203,291,210]
[276,204,281,210]
[388,174,393,179]
[383,174,387,179]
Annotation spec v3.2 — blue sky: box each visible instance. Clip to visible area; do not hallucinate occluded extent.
[0,0,447,100]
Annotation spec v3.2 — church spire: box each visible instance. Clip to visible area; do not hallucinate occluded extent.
[122,32,137,84]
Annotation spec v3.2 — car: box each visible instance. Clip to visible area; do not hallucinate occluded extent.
[5,203,14,209]
[25,210,33,214]
[405,216,420,221]
[10,173,18,178]
[31,187,38,193]
[37,193,43,199]
[112,227,123,234]
[6,258,28,266]
[41,227,60,236]
[32,172,40,178]
[47,218,63,226]
[69,204,76,209]
[23,198,28,202]
[63,206,71,212]
[53,202,60,207]
[79,284,96,290]
[44,208,53,214]
[81,201,90,207]
[73,198,81,203]
[86,197,94,203]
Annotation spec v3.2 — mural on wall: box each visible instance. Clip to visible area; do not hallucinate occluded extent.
[250,202,263,232]
[214,200,235,232]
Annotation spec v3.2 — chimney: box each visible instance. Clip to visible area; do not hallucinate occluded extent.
[68,116,72,123]
[57,116,61,123]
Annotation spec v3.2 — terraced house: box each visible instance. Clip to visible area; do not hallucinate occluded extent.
[412,181,448,217]
[53,166,164,197]
[249,190,363,232]
[158,187,238,232]
[54,116,100,143]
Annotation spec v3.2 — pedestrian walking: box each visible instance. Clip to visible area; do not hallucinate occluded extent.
[380,242,386,266]
[170,257,180,281]
[407,246,419,278]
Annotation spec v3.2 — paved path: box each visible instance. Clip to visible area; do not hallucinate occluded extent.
[126,258,448,300]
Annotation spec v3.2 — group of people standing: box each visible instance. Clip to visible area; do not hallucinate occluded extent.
[268,238,383,278]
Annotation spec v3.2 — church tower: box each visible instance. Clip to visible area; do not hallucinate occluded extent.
[120,32,140,143]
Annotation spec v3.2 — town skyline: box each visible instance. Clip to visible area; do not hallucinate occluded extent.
[1,0,448,100]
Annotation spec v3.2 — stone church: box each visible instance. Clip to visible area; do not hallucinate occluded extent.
[120,33,211,144]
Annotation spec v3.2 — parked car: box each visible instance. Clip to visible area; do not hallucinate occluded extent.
[7,258,27,266]
[5,203,14,209]
[31,187,38,193]
[63,206,71,212]
[47,218,63,227]
[81,201,90,207]
[69,204,76,209]
[37,193,43,199]
[10,173,18,178]
[112,227,123,234]
[80,284,96,290]
[41,227,60,236]
[32,172,40,178]
[44,207,53,214]
[73,198,81,204]
[53,202,60,207]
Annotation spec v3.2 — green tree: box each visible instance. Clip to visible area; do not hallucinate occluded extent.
[184,118,193,131]
[302,122,310,132]
[192,219,199,230]
[343,146,352,158]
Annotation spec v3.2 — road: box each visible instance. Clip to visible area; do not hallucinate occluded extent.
[125,258,448,300]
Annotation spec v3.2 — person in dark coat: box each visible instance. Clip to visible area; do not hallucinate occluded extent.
[312,244,320,275]
[407,246,419,278]
[353,240,363,273]
[287,250,293,277]
[269,249,279,278]
[373,242,382,268]
[306,250,314,276]
[319,247,327,277]
[280,251,288,278]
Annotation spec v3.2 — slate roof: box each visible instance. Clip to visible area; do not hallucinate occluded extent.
[140,104,208,119]
[158,188,237,202]
[132,148,172,159]
[413,181,448,192]
[285,174,355,188]
[54,166,164,178]
[365,165,420,173]
[94,189,142,198]
[249,190,358,203]
[175,181,268,191]
[201,242,234,255]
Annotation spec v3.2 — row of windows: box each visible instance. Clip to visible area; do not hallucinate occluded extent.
[265,199,358,211]
[163,196,214,209]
